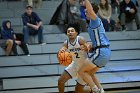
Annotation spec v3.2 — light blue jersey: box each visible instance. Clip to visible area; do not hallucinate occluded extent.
[88,16,110,47]
[88,16,111,68]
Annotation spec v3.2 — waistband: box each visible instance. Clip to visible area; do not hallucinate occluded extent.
[94,45,110,50]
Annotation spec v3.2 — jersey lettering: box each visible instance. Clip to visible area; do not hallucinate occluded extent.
[74,52,80,58]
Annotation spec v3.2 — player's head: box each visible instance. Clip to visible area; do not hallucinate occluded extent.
[91,3,99,14]
[65,23,80,39]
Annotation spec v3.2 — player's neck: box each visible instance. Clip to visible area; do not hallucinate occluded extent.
[69,38,76,43]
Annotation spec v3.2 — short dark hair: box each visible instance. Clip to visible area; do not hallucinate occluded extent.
[65,22,80,35]
[26,5,33,9]
[91,3,99,14]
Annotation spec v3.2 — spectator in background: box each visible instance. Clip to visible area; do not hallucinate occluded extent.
[1,20,30,56]
[22,5,44,44]
[119,0,140,31]
[49,0,87,32]
[111,0,120,14]
[92,0,100,4]
[0,39,13,56]
[79,0,87,21]
[131,0,139,8]
[27,0,42,8]
[98,0,116,31]
[0,27,13,56]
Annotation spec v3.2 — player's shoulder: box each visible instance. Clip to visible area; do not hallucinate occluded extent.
[63,39,68,47]
[77,36,87,45]
[77,36,85,40]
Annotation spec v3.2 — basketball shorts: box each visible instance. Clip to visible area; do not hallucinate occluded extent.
[65,61,87,85]
[76,48,111,85]
[88,47,111,68]
[65,61,80,78]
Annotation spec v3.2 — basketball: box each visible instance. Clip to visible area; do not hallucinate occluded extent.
[57,51,72,66]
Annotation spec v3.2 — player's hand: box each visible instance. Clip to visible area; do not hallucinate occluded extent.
[57,47,66,58]
[59,47,66,53]
[87,44,93,52]
[80,45,88,52]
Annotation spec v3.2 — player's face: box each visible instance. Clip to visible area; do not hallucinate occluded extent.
[67,27,78,39]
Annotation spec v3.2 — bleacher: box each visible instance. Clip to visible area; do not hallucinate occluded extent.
[0,0,140,93]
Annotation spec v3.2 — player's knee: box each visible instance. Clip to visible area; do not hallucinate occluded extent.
[78,69,82,75]
[87,67,99,75]
[75,83,84,93]
[87,71,94,75]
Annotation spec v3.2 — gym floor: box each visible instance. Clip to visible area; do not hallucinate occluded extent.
[106,88,140,93]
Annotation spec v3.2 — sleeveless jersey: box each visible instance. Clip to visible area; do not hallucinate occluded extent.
[88,16,110,47]
[66,36,87,66]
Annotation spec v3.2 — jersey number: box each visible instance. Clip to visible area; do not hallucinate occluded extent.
[74,52,80,58]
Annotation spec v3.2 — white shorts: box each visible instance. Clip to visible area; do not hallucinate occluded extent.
[65,61,79,78]
[65,61,86,85]
[76,76,86,85]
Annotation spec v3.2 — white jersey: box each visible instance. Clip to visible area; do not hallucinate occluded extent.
[66,36,87,66]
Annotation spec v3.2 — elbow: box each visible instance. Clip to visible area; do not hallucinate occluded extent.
[89,13,97,20]
[88,10,97,20]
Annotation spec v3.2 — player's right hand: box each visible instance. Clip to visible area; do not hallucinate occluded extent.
[57,47,66,58]
[59,47,66,53]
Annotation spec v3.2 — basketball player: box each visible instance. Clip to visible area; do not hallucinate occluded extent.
[77,0,111,93]
[58,22,90,93]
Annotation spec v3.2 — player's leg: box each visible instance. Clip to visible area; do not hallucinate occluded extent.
[89,47,111,92]
[75,82,91,93]
[58,70,71,93]
[58,61,78,93]
[75,69,91,93]
[75,75,89,93]
[91,75,105,93]
[78,59,99,92]
[75,83,85,93]
[87,67,104,91]
[76,67,103,93]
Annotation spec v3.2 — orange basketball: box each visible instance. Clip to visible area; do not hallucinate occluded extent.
[57,51,72,66]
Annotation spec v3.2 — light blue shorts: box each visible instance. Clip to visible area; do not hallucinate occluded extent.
[88,47,111,68]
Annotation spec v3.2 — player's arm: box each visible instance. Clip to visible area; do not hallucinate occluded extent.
[79,36,92,52]
[84,0,97,20]
[57,41,68,58]
[59,40,68,52]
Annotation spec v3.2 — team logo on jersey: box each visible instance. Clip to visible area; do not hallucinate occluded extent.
[69,48,81,52]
